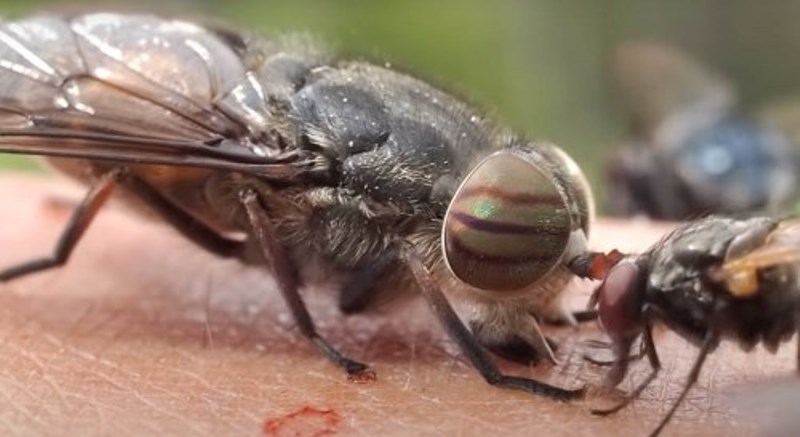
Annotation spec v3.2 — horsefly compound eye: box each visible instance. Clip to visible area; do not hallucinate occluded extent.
[442,150,572,291]
[596,260,643,340]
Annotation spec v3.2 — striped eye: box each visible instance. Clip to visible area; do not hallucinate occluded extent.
[442,150,571,291]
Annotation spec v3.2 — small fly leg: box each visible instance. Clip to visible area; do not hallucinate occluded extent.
[238,188,369,375]
[474,250,628,366]
[401,242,585,402]
[0,168,126,281]
[591,321,661,413]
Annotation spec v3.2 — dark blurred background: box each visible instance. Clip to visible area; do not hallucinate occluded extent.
[3,0,800,208]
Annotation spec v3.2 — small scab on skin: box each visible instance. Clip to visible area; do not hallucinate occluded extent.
[263,406,341,437]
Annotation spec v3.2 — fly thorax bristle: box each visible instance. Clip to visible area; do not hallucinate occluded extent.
[518,266,576,318]
[470,302,530,335]
[446,264,575,322]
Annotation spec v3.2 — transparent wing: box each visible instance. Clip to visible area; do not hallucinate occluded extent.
[716,219,800,296]
[614,42,736,138]
[721,244,800,275]
[0,13,301,178]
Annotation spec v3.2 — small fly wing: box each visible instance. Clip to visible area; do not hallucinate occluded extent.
[0,13,298,177]
[721,244,800,275]
[716,219,800,296]
[614,42,736,139]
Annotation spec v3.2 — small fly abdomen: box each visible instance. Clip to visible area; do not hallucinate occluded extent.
[443,151,571,291]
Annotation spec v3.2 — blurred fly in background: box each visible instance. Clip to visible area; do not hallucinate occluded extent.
[606,42,800,220]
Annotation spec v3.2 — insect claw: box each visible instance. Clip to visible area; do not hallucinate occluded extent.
[343,360,370,375]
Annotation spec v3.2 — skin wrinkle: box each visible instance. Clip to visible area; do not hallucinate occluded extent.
[19,357,113,433]
[65,350,208,436]
[18,306,231,432]
[64,391,124,436]
[40,312,245,435]
[12,344,69,417]
[0,371,49,428]
[1,320,68,419]
[0,412,24,437]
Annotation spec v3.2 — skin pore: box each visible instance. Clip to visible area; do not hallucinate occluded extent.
[0,174,792,437]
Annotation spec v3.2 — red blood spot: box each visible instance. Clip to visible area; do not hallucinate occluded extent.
[347,370,377,384]
[263,406,341,437]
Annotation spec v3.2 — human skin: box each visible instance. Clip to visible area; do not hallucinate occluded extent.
[0,174,792,437]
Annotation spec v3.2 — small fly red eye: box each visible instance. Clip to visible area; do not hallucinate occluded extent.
[596,260,644,341]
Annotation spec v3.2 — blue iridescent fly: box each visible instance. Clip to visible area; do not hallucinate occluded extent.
[606,42,800,219]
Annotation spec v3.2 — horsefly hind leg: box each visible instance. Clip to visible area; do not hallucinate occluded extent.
[0,168,126,281]
[238,188,370,375]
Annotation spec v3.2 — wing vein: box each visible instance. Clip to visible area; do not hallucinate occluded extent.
[69,20,238,136]
[0,27,57,77]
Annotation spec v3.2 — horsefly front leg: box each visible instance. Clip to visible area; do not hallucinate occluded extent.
[401,242,585,402]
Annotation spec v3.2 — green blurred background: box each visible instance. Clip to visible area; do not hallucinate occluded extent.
[3,0,800,206]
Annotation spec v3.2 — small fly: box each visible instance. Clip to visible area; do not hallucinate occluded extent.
[589,215,800,435]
